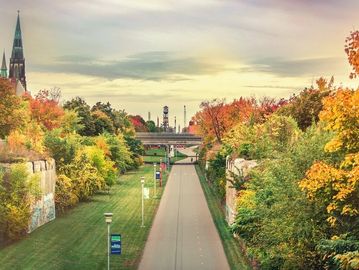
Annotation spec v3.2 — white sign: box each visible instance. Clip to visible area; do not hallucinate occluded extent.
[144,188,150,199]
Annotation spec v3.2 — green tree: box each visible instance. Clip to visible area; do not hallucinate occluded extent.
[146,120,157,132]
[63,97,96,136]
[277,77,332,131]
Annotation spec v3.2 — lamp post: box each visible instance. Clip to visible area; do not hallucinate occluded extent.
[159,158,162,187]
[104,213,113,270]
[153,163,157,198]
[141,176,145,227]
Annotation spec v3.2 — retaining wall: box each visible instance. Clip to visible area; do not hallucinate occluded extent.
[26,159,57,233]
[225,157,257,225]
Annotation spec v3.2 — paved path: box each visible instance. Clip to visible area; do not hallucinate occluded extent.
[138,149,230,270]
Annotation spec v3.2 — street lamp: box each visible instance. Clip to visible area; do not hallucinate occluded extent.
[104,213,113,270]
[159,158,163,187]
[153,163,157,198]
[141,177,145,227]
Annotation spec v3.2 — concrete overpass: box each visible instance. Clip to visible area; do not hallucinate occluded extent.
[135,133,202,146]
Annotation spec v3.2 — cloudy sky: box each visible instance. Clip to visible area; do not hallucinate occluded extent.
[1,0,358,127]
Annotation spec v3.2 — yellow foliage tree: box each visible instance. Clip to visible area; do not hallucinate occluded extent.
[300,89,359,226]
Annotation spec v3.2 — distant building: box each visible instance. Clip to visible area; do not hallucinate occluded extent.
[1,11,27,95]
[1,51,7,78]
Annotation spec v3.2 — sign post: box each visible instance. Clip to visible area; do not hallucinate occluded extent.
[141,176,145,227]
[104,213,113,270]
[110,234,121,255]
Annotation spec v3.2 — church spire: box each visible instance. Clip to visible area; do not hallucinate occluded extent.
[1,51,7,78]
[9,10,27,90]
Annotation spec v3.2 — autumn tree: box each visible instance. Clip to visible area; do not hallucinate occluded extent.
[24,89,64,130]
[345,30,359,78]
[129,115,148,132]
[195,99,226,143]
[0,78,28,138]
[300,89,359,228]
[195,97,285,144]
[277,77,333,130]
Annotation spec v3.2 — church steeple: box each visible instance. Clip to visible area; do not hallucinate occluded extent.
[9,10,27,90]
[1,51,7,78]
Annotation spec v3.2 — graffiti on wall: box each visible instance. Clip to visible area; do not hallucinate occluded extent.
[29,193,56,233]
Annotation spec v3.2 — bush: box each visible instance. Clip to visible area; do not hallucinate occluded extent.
[206,150,227,200]
[44,130,82,169]
[82,145,118,187]
[54,174,78,213]
[59,152,105,201]
[231,125,335,269]
[0,163,40,241]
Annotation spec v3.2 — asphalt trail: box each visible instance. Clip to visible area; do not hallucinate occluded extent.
[138,150,230,270]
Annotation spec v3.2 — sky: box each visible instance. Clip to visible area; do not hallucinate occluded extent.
[1,0,358,127]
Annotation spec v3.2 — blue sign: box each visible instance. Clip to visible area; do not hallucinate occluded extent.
[156,171,161,180]
[111,234,121,255]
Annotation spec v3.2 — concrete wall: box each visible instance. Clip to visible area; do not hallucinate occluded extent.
[26,159,57,233]
[225,157,257,225]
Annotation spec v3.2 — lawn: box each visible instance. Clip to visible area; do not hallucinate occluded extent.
[0,165,169,270]
[143,147,187,164]
[195,165,252,270]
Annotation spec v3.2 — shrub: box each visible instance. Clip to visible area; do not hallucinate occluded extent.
[59,152,105,201]
[232,125,334,269]
[54,174,78,213]
[81,145,118,187]
[206,150,227,200]
[0,163,40,241]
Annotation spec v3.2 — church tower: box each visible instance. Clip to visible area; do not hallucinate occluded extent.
[0,51,7,78]
[9,11,27,91]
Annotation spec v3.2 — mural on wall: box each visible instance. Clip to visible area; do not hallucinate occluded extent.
[27,159,57,233]
[29,193,56,233]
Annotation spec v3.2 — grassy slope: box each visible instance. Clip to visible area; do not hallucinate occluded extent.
[0,165,168,270]
[195,165,251,270]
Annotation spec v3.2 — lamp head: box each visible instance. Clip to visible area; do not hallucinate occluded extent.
[104,212,113,224]
[141,176,145,184]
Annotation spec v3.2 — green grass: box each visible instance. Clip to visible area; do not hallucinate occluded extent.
[143,155,187,164]
[143,148,187,164]
[144,148,166,156]
[195,165,251,270]
[0,165,169,270]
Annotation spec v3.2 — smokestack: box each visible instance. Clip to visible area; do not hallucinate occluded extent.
[157,116,159,127]
[148,111,151,121]
[184,105,187,133]
[174,116,177,133]
[163,106,169,131]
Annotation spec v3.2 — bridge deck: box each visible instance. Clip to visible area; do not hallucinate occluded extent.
[136,133,202,145]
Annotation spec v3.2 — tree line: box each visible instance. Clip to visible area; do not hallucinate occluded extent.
[0,83,144,242]
[193,33,359,269]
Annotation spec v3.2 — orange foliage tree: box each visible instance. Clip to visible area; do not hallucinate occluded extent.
[194,97,285,143]
[24,89,64,130]
[345,30,359,79]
